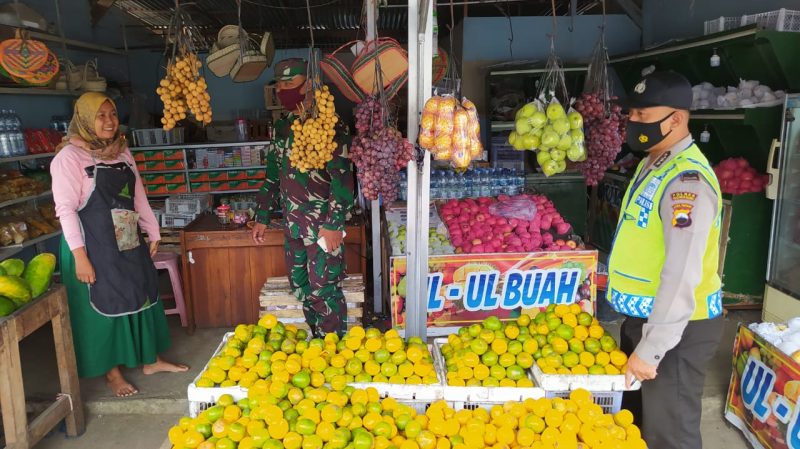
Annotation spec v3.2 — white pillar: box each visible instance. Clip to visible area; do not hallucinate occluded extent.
[404,0,433,338]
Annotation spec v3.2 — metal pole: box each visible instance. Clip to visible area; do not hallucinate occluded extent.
[405,0,433,339]
[365,0,384,315]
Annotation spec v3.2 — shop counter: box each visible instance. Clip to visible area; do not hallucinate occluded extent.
[180,214,366,329]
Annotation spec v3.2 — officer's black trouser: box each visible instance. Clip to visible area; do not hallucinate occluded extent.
[621,316,724,449]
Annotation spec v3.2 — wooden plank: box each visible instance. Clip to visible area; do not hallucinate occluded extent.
[190,248,233,327]
[229,248,255,326]
[27,397,71,447]
[0,322,29,448]
[180,230,197,333]
[263,275,365,292]
[260,292,365,306]
[50,288,85,437]
[261,306,363,319]
[160,437,174,449]
[718,200,733,279]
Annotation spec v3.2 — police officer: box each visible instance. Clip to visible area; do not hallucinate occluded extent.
[607,71,724,448]
[252,58,355,337]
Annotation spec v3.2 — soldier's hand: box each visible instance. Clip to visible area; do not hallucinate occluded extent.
[252,222,268,244]
[319,227,344,252]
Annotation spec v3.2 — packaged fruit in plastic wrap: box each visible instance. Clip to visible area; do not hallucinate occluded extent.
[419,95,483,169]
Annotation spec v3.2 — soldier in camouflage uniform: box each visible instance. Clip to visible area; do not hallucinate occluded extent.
[252,58,355,337]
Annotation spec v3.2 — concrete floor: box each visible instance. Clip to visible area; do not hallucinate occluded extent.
[15,311,760,449]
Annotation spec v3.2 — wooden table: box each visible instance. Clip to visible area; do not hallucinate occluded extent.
[181,214,366,329]
[0,285,85,448]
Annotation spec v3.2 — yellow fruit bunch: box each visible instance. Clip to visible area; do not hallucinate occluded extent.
[167,387,646,449]
[529,304,628,376]
[331,326,439,385]
[156,53,212,131]
[196,314,309,389]
[441,315,537,387]
[289,85,338,173]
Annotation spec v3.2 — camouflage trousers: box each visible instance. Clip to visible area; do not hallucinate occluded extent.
[283,235,347,336]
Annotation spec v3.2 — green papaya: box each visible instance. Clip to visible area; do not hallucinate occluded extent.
[22,253,56,297]
[0,275,32,307]
[0,258,25,277]
[0,296,15,317]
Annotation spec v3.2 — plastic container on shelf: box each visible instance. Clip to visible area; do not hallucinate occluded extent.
[131,127,184,147]
[740,8,800,31]
[162,213,198,228]
[165,194,212,215]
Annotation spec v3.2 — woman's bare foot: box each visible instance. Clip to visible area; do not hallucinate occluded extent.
[106,367,138,397]
[143,356,189,375]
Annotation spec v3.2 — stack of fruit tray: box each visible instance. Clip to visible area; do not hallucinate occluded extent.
[187,332,245,417]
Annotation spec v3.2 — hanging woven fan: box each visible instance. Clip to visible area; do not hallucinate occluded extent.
[433,47,448,85]
[229,1,267,82]
[0,31,48,79]
[11,49,59,86]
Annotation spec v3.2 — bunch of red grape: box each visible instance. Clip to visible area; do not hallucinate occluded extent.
[349,97,414,201]
[573,93,628,186]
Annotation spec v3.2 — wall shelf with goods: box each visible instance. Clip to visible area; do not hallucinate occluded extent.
[130,141,271,197]
[0,87,81,97]
[602,26,800,308]
[0,24,126,56]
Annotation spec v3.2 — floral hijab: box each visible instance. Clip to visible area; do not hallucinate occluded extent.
[57,92,127,161]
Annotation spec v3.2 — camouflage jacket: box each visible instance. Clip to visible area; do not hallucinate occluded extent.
[255,114,355,239]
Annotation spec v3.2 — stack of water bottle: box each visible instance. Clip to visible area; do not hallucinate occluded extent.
[0,110,28,158]
[397,168,526,201]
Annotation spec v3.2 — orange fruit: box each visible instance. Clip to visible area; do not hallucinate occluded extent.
[588,325,605,340]
[579,352,595,368]
[577,312,593,327]
[596,351,611,367]
[610,349,628,367]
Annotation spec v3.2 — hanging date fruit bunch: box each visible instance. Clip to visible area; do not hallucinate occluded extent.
[350,97,414,201]
[156,5,212,131]
[574,30,628,186]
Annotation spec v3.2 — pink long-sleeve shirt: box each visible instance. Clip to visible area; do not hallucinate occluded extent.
[50,144,161,250]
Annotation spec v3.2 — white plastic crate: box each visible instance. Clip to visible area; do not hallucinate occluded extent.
[433,338,545,409]
[530,364,639,392]
[348,344,445,401]
[741,8,800,32]
[165,194,212,215]
[132,127,184,147]
[545,390,623,415]
[162,213,198,228]
[703,16,743,35]
[187,333,248,417]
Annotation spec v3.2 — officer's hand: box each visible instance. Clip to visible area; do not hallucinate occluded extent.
[625,353,657,388]
[319,228,344,252]
[252,222,268,244]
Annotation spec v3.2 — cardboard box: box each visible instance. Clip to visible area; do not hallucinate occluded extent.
[191,182,210,192]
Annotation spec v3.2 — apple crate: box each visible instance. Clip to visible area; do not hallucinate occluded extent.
[259,275,365,325]
[187,332,248,417]
[166,194,212,215]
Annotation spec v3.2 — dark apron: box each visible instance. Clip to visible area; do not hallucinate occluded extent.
[79,159,159,317]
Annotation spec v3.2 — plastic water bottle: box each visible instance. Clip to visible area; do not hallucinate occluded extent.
[398,171,407,201]
[0,110,10,158]
[9,110,25,155]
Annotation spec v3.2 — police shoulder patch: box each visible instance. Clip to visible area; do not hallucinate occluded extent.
[672,203,694,228]
[680,171,701,182]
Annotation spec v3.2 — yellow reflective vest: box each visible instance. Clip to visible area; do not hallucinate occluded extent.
[606,144,723,320]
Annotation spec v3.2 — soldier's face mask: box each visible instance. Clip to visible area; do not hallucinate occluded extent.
[626,111,675,152]
[277,85,305,112]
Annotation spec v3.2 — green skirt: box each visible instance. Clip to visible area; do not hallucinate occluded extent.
[60,238,172,378]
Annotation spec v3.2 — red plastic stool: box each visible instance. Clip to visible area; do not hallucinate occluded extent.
[153,252,188,327]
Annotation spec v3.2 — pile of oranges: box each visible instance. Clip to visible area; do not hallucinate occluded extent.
[196,316,438,390]
[156,53,212,131]
[289,85,338,172]
[441,316,537,387]
[529,305,628,376]
[167,386,646,449]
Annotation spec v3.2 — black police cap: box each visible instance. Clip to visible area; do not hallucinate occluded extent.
[624,71,693,110]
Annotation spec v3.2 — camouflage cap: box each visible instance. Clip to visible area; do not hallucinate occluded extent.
[273,58,307,81]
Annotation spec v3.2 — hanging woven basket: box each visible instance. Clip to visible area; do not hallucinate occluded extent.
[0,31,49,79]
[433,47,448,85]
[10,49,59,87]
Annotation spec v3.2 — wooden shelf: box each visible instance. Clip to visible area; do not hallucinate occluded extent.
[188,166,267,173]
[0,153,55,164]
[490,122,515,131]
[0,24,125,56]
[0,87,80,97]
[137,169,186,174]
[129,141,271,152]
[0,230,62,260]
[0,191,52,209]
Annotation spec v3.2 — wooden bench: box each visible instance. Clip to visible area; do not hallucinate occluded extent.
[0,285,85,448]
